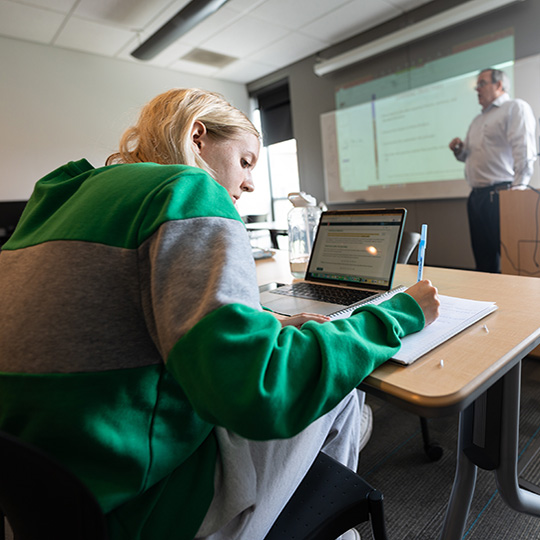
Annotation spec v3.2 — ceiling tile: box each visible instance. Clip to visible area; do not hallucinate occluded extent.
[0,1,65,43]
[302,0,401,43]
[250,0,351,30]
[168,58,221,77]
[224,0,266,15]
[174,6,242,47]
[9,0,77,12]
[144,41,195,68]
[54,17,136,56]
[73,0,186,30]
[204,13,290,58]
[249,32,328,68]
[215,58,275,83]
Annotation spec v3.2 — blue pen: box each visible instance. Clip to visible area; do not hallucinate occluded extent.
[417,224,428,282]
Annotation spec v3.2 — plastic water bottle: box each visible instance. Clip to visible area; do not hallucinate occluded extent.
[287,192,322,279]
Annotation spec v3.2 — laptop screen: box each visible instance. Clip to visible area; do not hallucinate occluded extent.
[305,209,406,291]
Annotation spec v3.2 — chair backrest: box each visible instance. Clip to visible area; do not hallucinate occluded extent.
[0,431,387,540]
[398,231,421,264]
[243,214,269,223]
[265,451,388,540]
[0,431,108,540]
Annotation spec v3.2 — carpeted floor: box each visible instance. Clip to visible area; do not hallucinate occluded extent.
[355,356,540,540]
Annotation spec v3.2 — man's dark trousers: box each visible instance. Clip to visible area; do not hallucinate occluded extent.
[467,183,511,273]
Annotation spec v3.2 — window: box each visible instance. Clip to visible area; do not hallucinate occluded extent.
[266,138,300,223]
[237,81,300,230]
[236,109,271,220]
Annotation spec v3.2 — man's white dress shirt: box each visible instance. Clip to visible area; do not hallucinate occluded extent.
[456,93,537,188]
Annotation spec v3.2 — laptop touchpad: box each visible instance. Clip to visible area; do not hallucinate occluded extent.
[260,292,342,317]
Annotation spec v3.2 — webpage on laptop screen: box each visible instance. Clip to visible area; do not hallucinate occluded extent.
[308,213,402,286]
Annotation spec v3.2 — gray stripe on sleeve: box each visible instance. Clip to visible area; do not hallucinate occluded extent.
[138,216,261,360]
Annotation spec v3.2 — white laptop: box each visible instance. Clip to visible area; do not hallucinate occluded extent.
[259,208,407,317]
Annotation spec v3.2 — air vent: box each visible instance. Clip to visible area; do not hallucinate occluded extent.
[181,48,237,68]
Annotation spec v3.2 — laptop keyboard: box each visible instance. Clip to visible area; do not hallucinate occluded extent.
[271,282,375,305]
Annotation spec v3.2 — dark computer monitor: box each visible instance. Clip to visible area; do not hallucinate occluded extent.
[0,201,27,247]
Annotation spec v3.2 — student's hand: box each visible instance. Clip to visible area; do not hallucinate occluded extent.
[404,280,440,326]
[272,312,331,328]
[449,137,463,154]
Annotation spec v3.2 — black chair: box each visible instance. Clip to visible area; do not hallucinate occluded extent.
[242,214,269,224]
[398,231,443,462]
[0,430,108,540]
[265,451,388,540]
[0,431,387,540]
[397,231,421,266]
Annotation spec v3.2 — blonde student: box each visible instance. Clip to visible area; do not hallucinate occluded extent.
[0,88,439,539]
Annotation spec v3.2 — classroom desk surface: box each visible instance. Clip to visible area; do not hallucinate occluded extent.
[256,251,540,416]
[256,251,540,539]
[364,263,540,417]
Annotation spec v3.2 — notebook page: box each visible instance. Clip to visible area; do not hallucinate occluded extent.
[393,295,497,364]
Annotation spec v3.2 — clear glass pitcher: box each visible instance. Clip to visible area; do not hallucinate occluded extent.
[287,193,322,279]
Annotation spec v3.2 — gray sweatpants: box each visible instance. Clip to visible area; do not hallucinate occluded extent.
[195,389,365,540]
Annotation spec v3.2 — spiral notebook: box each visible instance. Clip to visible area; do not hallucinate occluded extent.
[332,289,498,365]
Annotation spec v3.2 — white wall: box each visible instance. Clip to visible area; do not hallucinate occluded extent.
[515,53,540,188]
[0,36,250,201]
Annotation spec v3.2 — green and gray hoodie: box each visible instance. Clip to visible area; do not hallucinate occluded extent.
[0,159,424,539]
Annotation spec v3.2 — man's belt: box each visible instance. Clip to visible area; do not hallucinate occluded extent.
[471,182,512,193]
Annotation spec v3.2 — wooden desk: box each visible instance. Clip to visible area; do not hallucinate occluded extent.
[256,252,540,539]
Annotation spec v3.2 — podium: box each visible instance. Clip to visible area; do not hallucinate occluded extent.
[500,189,540,357]
[500,189,540,276]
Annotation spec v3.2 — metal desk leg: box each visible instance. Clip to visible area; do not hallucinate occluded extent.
[495,362,540,515]
[439,408,478,540]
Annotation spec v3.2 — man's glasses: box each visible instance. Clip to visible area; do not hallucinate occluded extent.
[475,80,493,90]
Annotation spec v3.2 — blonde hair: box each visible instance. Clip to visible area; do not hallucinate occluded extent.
[106,88,259,171]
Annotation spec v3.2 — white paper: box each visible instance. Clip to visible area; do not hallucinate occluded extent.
[393,295,497,364]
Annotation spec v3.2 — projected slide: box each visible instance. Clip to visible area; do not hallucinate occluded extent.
[337,74,480,191]
[321,34,516,203]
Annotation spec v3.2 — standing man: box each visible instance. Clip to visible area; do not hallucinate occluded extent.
[449,68,537,273]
